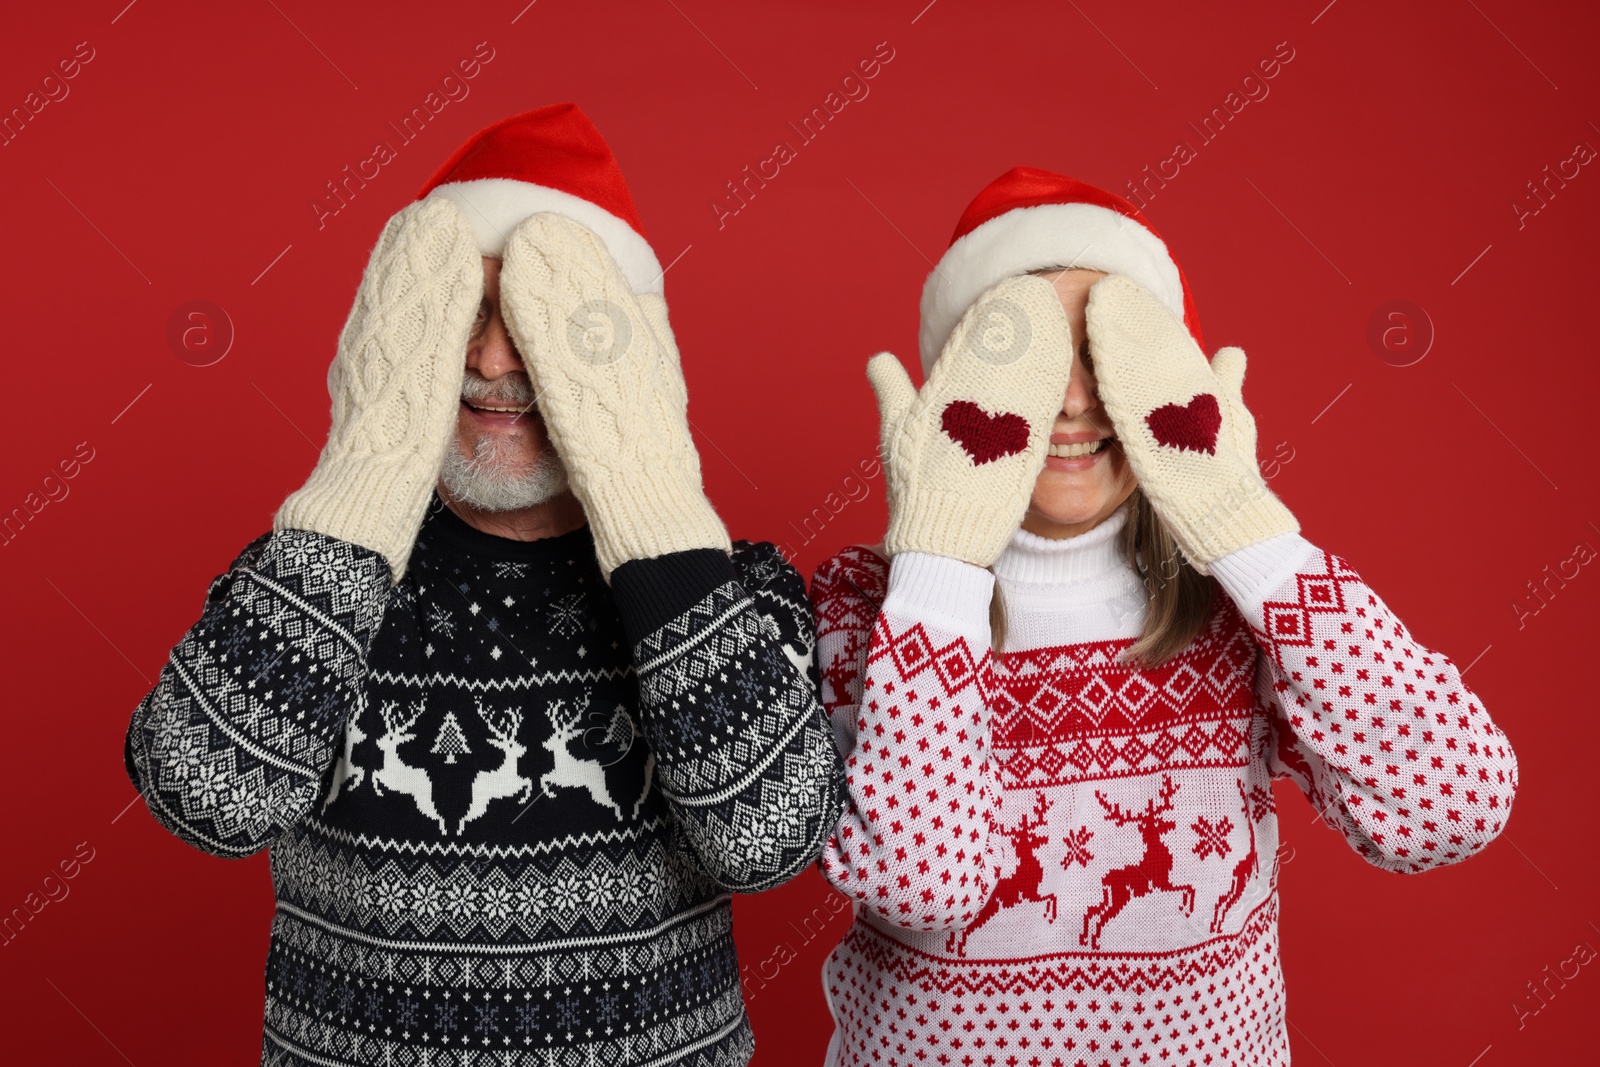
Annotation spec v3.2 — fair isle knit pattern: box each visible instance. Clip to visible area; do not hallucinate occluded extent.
[125,497,845,1066]
[810,506,1518,1067]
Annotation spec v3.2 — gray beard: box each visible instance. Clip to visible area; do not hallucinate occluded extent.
[438,432,571,512]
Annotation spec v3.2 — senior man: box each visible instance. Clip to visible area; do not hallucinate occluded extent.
[124,103,845,1067]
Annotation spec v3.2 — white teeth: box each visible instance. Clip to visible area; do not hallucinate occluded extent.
[465,401,526,413]
[1049,439,1108,458]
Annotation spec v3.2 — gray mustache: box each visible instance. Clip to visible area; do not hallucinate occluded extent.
[460,373,534,406]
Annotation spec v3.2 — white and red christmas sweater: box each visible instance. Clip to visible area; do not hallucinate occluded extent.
[809,500,1518,1067]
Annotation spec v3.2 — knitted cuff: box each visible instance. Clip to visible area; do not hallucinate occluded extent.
[886,488,1028,569]
[882,551,995,641]
[576,472,732,578]
[1163,481,1300,575]
[274,456,435,583]
[609,548,739,648]
[1209,532,1321,618]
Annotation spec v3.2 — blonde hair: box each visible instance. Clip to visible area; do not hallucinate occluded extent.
[989,489,1217,668]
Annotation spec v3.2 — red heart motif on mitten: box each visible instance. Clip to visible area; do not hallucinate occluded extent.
[941,400,1030,465]
[1145,393,1221,455]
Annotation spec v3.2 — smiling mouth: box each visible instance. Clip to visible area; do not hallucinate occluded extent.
[1048,437,1112,458]
[463,399,533,415]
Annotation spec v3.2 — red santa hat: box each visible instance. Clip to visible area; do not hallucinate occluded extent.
[919,166,1203,376]
[415,102,664,294]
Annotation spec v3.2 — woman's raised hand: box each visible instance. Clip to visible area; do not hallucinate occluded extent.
[1084,274,1298,573]
[869,274,1073,568]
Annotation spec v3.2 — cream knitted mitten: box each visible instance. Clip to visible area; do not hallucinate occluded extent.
[1085,274,1298,575]
[871,274,1074,568]
[275,197,481,583]
[498,213,730,578]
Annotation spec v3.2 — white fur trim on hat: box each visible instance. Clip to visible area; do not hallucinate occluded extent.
[918,202,1185,375]
[422,177,665,295]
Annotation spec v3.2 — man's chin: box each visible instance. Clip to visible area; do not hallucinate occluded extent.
[439,457,570,513]
[455,423,534,449]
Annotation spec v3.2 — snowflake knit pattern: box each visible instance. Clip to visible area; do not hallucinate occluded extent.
[125,497,845,1066]
[810,502,1517,1067]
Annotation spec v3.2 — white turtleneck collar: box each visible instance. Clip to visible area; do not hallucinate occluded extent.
[992,498,1134,589]
[989,499,1148,649]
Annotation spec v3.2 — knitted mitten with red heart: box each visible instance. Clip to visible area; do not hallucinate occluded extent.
[869,274,1073,567]
[1085,274,1298,575]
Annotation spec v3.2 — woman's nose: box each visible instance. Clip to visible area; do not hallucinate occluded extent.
[1061,352,1099,419]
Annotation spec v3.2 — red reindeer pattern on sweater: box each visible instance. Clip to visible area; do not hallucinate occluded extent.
[811,544,1517,1067]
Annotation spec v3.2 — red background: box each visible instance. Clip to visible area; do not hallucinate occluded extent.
[2,1,1595,1063]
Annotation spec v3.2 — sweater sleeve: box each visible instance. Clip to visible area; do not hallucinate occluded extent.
[1210,533,1519,874]
[608,541,846,893]
[810,549,1008,931]
[123,530,390,858]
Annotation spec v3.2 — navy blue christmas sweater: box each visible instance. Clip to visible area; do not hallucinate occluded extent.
[123,495,847,1066]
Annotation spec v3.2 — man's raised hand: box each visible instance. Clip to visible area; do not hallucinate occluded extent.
[497,212,728,578]
[275,197,482,582]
